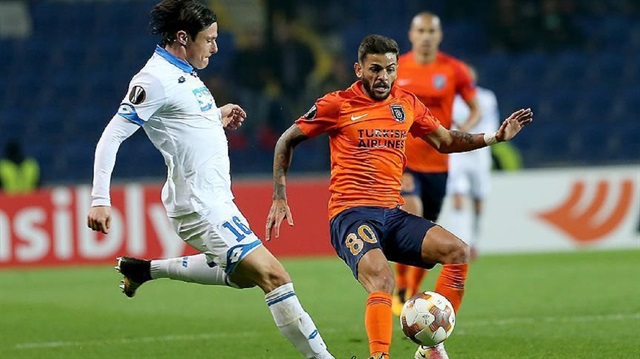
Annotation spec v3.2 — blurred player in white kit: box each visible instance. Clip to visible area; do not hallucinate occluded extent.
[86,1,333,358]
[447,65,500,259]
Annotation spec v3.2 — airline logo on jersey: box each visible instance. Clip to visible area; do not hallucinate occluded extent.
[193,87,214,111]
[433,74,446,90]
[357,129,407,149]
[129,86,146,105]
[390,104,405,123]
[536,179,635,243]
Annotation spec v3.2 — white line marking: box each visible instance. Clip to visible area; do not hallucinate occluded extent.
[14,313,640,350]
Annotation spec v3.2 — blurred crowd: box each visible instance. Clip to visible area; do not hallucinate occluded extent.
[202,0,638,152]
[1,0,638,187]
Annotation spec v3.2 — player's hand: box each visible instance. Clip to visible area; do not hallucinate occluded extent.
[265,199,294,241]
[496,108,533,142]
[87,206,111,234]
[220,103,246,130]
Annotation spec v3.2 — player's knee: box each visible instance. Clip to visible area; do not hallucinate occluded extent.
[358,262,395,294]
[442,239,470,264]
[253,260,292,293]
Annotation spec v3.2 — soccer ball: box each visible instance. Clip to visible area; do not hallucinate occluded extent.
[400,291,456,347]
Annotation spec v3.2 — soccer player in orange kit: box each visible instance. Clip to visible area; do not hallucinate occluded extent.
[265,34,532,359]
[393,12,482,316]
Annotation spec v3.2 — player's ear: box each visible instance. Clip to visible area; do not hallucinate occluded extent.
[354,62,362,78]
[177,30,188,45]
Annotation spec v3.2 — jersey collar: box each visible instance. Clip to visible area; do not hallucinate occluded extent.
[155,45,194,73]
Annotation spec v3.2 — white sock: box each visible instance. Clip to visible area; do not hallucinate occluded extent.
[150,254,231,286]
[265,283,334,359]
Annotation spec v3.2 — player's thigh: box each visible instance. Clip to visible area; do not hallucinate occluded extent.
[417,172,448,221]
[383,208,437,268]
[170,204,262,275]
[330,207,386,280]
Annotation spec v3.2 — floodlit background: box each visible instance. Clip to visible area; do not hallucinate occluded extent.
[1,0,638,184]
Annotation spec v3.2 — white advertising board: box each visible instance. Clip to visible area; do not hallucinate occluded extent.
[439,166,640,254]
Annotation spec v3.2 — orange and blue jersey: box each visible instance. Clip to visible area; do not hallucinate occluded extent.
[295,80,441,219]
[397,51,476,173]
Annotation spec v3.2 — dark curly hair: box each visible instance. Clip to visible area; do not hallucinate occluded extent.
[357,34,399,63]
[150,0,217,46]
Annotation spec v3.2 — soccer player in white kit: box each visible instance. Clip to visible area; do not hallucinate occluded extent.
[86,1,333,358]
[447,65,500,258]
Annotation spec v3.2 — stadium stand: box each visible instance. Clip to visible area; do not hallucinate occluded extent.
[1,0,638,185]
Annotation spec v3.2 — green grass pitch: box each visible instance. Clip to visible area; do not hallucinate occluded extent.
[1,249,638,358]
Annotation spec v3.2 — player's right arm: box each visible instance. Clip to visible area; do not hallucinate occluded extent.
[88,72,165,234]
[265,124,309,240]
[87,116,140,234]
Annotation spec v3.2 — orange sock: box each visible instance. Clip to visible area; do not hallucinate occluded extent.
[408,267,428,296]
[365,292,393,355]
[434,263,469,313]
[394,263,408,290]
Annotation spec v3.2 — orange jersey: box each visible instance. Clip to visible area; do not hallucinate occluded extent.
[295,81,441,219]
[397,51,476,172]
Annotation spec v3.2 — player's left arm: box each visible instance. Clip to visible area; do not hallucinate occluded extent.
[423,108,533,153]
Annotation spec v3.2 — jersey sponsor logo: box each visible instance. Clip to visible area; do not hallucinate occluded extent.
[433,74,446,90]
[303,105,317,120]
[357,129,407,149]
[390,104,405,123]
[350,113,368,121]
[536,179,635,242]
[128,86,146,105]
[192,87,214,111]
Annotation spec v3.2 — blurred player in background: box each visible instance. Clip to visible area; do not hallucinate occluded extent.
[393,11,481,316]
[447,64,500,259]
[86,1,333,358]
[265,34,532,359]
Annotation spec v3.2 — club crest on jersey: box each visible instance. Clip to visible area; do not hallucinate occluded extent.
[390,104,405,122]
[303,105,317,120]
[433,75,446,90]
[129,85,146,105]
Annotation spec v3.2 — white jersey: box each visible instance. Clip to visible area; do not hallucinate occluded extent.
[117,46,230,217]
[447,86,499,198]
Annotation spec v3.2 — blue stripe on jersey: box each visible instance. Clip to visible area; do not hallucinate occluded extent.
[155,45,194,73]
[224,240,261,274]
[117,104,144,125]
[266,291,296,307]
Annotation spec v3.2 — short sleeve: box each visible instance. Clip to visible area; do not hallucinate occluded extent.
[454,61,477,103]
[116,71,166,126]
[294,92,342,138]
[409,95,441,137]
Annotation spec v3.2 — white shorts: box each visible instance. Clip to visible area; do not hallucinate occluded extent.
[169,201,262,274]
[447,148,492,199]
